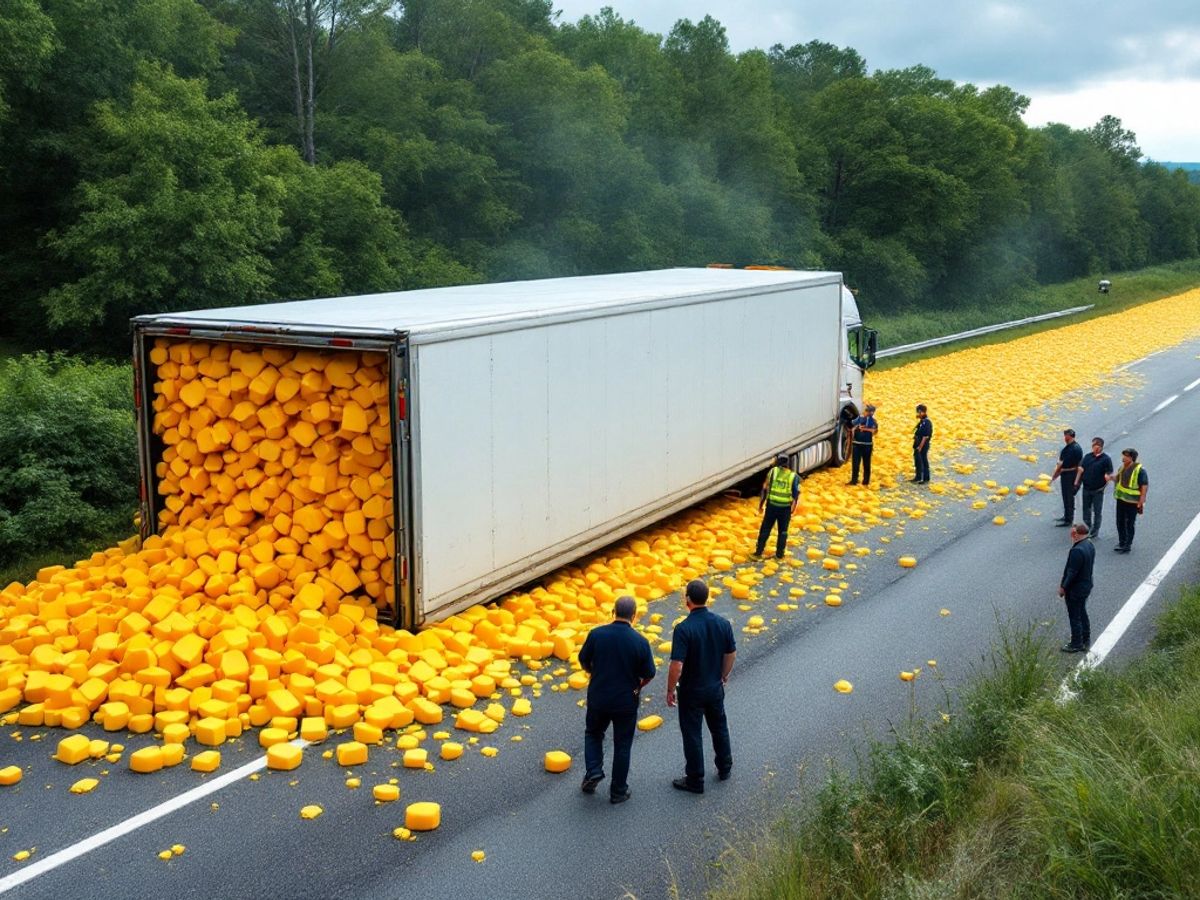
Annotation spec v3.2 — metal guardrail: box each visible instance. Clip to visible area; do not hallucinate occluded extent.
[877,304,1095,358]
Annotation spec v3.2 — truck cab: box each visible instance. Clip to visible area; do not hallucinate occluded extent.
[835,285,878,462]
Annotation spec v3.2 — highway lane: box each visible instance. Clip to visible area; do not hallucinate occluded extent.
[3,336,1200,900]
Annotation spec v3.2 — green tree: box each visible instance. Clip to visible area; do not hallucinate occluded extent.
[0,354,136,567]
[41,62,286,346]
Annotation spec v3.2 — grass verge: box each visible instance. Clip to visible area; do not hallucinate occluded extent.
[709,583,1200,899]
[869,258,1200,370]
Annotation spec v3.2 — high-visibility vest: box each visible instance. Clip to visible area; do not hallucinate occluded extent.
[767,467,796,506]
[1114,464,1142,503]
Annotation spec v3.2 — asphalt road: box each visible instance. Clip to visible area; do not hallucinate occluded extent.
[3,337,1200,900]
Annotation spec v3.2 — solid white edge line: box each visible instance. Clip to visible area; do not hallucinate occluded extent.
[1117,349,1168,372]
[1151,394,1180,414]
[1058,508,1200,703]
[0,738,310,894]
[1185,377,1200,392]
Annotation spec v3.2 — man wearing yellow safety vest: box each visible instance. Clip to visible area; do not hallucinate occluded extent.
[755,454,800,559]
[1109,448,1148,553]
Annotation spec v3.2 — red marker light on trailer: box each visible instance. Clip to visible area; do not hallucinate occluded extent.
[165,327,191,335]
[397,393,407,420]
[329,338,354,348]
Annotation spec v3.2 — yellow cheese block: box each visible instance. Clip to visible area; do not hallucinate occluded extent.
[824,595,842,608]
[299,717,328,743]
[130,746,164,773]
[543,750,572,773]
[372,784,400,802]
[259,727,289,748]
[55,734,92,765]
[161,743,185,767]
[402,748,428,768]
[191,750,221,773]
[194,717,227,747]
[336,741,368,766]
[822,558,840,571]
[992,516,1006,526]
[746,615,765,628]
[299,804,323,820]
[162,723,190,744]
[267,743,303,771]
[0,765,23,785]
[899,671,915,682]
[833,679,854,694]
[637,715,663,732]
[440,742,464,761]
[511,698,532,717]
[70,777,100,794]
[405,801,441,831]
[898,556,917,568]
[566,671,589,690]
[353,722,383,745]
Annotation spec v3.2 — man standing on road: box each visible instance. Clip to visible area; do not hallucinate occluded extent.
[912,404,932,483]
[1050,428,1083,526]
[1076,437,1113,539]
[666,579,735,795]
[755,454,799,559]
[578,596,656,804]
[1058,522,1096,652]
[1110,448,1148,553]
[848,403,878,486]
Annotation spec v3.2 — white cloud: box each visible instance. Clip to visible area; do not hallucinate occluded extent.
[1025,79,1200,161]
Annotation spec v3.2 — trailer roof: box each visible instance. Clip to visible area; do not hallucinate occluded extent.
[134,268,842,341]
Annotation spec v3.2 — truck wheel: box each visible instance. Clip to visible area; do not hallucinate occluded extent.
[832,419,852,466]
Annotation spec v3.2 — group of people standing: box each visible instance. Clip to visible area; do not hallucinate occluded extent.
[579,410,1154,801]
[577,580,735,803]
[1051,430,1149,653]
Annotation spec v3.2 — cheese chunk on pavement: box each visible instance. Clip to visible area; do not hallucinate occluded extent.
[70,778,100,794]
[440,742,464,761]
[636,715,663,732]
[402,748,428,769]
[267,743,303,771]
[372,784,400,802]
[543,750,572,773]
[336,741,368,766]
[191,750,221,773]
[0,765,24,785]
[130,746,165,773]
[55,734,92,765]
[405,801,441,831]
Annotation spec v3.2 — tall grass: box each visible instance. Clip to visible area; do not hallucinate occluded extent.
[710,586,1200,899]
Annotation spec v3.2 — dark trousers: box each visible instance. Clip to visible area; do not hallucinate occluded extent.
[851,444,873,484]
[1116,500,1139,549]
[1060,476,1080,521]
[1081,487,1105,536]
[583,706,636,796]
[756,503,791,558]
[677,684,732,787]
[1064,590,1091,648]
[913,446,930,482]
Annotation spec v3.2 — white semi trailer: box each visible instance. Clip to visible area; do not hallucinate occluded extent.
[133,267,876,629]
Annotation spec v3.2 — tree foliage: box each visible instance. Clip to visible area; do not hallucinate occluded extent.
[0,354,136,567]
[1,0,1198,357]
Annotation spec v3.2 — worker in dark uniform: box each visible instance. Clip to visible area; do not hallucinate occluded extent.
[1110,448,1148,553]
[1075,437,1113,538]
[1050,428,1083,525]
[667,579,736,794]
[848,403,878,486]
[1058,522,1096,652]
[755,454,799,559]
[912,404,932,483]
[578,595,656,804]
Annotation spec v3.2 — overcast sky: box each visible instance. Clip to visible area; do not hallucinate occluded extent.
[552,1,1200,161]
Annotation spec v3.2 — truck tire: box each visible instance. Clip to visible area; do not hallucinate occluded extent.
[832,418,852,466]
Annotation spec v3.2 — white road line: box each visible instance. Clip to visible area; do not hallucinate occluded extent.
[0,738,309,894]
[1186,377,1200,392]
[1151,394,1180,414]
[1058,508,1200,703]
[1116,349,1166,372]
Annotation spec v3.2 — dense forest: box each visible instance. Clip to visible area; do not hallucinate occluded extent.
[3,0,1200,357]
